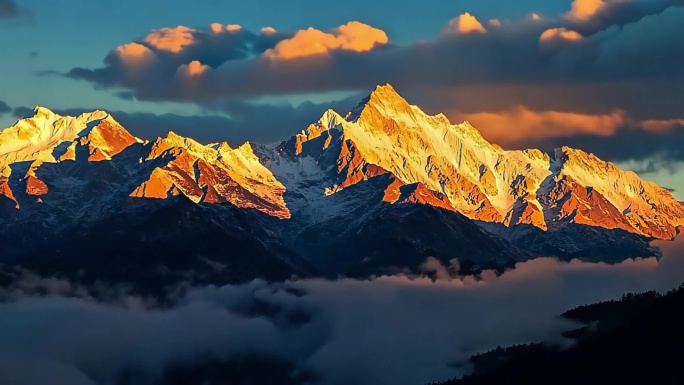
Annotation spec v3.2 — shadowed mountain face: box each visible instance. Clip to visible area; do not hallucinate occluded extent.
[4,200,315,293]
[0,85,681,285]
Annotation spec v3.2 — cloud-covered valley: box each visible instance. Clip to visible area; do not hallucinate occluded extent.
[2,1,684,384]
[1,237,683,385]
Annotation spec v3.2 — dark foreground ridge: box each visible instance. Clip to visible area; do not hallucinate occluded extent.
[431,286,684,385]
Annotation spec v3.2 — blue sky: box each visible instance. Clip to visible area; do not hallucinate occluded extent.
[2,0,684,196]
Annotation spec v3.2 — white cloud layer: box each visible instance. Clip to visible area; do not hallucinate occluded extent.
[0,237,683,385]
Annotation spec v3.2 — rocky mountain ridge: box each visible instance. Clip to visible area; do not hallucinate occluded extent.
[260,84,684,240]
[0,85,680,283]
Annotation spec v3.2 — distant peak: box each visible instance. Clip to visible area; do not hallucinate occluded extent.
[214,142,232,153]
[32,106,58,119]
[348,83,411,123]
[163,131,203,148]
[153,131,189,150]
[237,141,253,154]
[28,107,114,125]
[371,83,398,94]
[321,108,341,119]
[318,109,346,129]
[165,131,183,140]
[367,83,405,103]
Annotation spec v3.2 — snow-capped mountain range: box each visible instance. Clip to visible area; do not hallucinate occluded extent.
[261,85,684,240]
[0,84,681,283]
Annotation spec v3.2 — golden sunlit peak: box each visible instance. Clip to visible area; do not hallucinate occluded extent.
[371,83,398,94]
[214,141,232,153]
[167,130,187,139]
[32,105,57,118]
[365,83,409,105]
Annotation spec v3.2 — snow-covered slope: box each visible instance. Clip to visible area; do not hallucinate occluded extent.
[0,107,141,208]
[1,86,681,250]
[0,107,129,165]
[0,109,305,284]
[0,107,288,219]
[130,132,289,218]
[264,84,684,240]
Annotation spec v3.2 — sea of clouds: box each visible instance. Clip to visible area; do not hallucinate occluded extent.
[1,237,683,385]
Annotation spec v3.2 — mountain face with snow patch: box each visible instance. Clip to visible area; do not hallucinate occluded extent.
[0,107,301,286]
[0,85,680,284]
[0,107,288,218]
[264,85,684,240]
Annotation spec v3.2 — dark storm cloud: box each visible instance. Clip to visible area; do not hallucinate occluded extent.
[1,237,684,385]
[32,1,684,165]
[564,0,677,35]
[61,2,684,163]
[66,4,684,106]
[0,0,31,21]
[0,100,11,114]
[11,106,31,118]
[107,96,358,145]
[0,0,18,18]
[68,22,583,101]
[67,25,291,96]
[539,123,684,166]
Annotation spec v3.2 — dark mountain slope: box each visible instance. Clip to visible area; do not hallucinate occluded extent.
[432,286,684,385]
[3,199,315,294]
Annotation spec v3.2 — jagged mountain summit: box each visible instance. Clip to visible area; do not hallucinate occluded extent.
[0,107,301,286]
[263,84,684,240]
[0,106,289,218]
[0,85,681,284]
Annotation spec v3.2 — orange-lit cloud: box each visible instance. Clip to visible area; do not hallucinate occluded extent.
[264,21,388,60]
[112,43,157,79]
[177,60,210,78]
[452,105,684,147]
[455,106,628,145]
[639,119,684,133]
[488,19,502,27]
[68,4,684,158]
[565,0,606,21]
[210,23,223,34]
[211,23,242,33]
[261,26,277,35]
[530,13,543,21]
[444,12,487,34]
[540,28,583,42]
[114,43,156,63]
[143,26,197,53]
